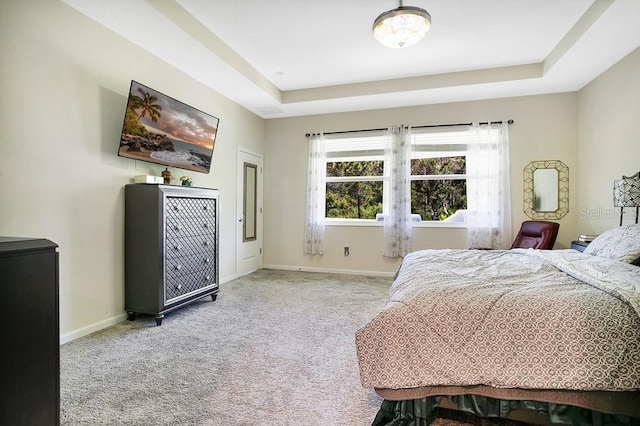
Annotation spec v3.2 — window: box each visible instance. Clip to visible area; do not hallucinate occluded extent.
[323,136,387,220]
[410,156,466,220]
[410,130,469,221]
[305,123,511,255]
[322,130,469,222]
[326,160,383,219]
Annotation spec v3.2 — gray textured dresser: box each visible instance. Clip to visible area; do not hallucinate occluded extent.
[124,184,219,325]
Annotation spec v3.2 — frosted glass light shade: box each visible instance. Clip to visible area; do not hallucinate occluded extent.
[373,6,431,48]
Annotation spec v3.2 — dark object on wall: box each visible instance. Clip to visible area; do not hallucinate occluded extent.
[117,80,219,174]
[0,237,59,425]
[124,184,219,326]
[510,220,560,250]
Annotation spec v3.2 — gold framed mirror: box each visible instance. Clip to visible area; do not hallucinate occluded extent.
[523,160,569,220]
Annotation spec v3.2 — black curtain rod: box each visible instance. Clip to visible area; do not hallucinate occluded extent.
[305,119,514,137]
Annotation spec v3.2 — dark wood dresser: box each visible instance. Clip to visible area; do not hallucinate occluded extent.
[0,237,59,425]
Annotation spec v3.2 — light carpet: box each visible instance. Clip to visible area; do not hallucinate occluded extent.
[60,269,392,425]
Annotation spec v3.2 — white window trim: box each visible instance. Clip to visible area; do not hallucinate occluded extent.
[326,176,385,183]
[411,174,467,181]
[324,218,466,228]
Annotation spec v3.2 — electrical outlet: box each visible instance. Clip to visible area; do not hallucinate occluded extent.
[344,246,350,256]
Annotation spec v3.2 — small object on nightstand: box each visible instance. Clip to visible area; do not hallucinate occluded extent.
[134,175,163,184]
[571,240,591,252]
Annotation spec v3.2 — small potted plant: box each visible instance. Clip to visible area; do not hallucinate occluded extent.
[180,176,193,187]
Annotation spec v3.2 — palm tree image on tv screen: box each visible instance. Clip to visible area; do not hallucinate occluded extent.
[118,80,219,174]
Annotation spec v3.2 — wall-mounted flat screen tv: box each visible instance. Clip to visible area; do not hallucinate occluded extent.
[118,80,219,174]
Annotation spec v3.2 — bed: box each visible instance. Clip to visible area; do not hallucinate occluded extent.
[356,224,640,425]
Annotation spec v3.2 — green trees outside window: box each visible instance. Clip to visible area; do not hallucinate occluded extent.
[411,156,466,221]
[325,156,466,221]
[326,161,383,219]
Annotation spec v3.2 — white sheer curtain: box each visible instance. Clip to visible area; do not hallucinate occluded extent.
[383,125,412,258]
[466,122,512,249]
[303,133,326,255]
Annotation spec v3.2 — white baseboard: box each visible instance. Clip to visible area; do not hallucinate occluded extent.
[60,312,128,345]
[220,274,238,284]
[262,264,395,278]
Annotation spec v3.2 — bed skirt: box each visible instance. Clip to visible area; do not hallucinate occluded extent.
[373,386,640,425]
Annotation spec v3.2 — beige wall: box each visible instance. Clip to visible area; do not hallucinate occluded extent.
[0,0,265,342]
[577,46,640,233]
[264,93,579,275]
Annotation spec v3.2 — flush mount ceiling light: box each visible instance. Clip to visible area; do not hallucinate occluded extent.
[373,0,431,48]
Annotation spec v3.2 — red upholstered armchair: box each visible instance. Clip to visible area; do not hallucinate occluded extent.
[510,220,560,250]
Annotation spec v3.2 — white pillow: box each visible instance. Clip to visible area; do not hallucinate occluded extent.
[583,224,640,264]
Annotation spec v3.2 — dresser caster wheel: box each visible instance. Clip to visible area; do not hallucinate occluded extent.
[211,294,217,301]
[154,315,164,326]
[127,311,136,321]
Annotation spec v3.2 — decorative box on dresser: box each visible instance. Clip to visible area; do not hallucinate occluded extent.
[124,184,219,326]
[0,237,59,425]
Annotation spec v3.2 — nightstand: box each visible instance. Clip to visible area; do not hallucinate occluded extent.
[571,240,590,252]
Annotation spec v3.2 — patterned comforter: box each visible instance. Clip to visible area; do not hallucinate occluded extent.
[355,249,640,392]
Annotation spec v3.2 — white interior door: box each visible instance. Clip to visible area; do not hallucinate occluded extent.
[236,149,263,276]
